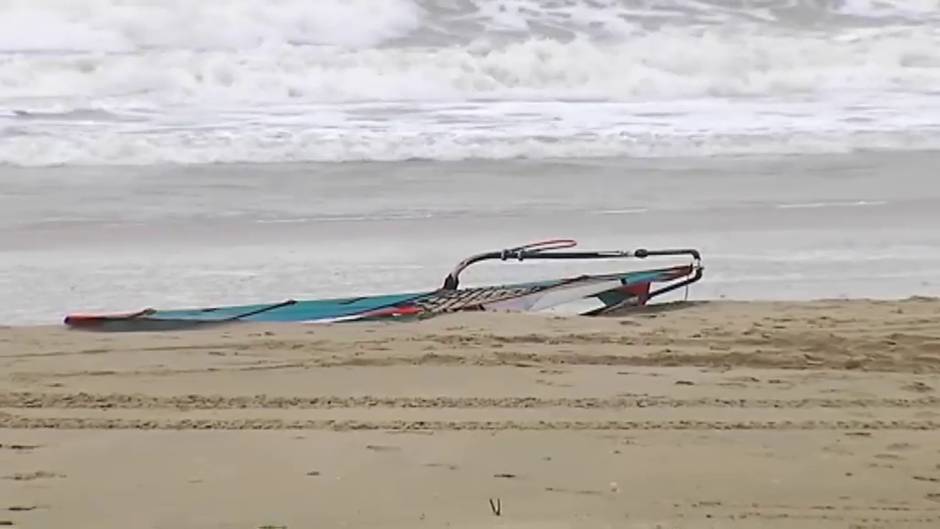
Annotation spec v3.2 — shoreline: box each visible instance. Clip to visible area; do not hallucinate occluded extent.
[4,150,940,326]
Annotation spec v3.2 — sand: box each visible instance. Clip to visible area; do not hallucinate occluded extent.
[2,298,940,528]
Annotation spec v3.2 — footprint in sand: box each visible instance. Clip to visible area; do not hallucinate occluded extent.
[424,463,458,471]
[365,444,400,452]
[7,506,38,512]
[873,453,904,461]
[717,375,760,388]
[2,471,64,481]
[544,487,604,496]
[0,443,41,451]
[902,381,934,393]
[535,378,573,388]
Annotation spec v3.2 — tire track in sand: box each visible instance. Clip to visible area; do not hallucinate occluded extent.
[2,391,940,410]
[2,416,940,431]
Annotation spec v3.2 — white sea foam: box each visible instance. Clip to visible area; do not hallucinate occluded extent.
[836,0,940,20]
[0,0,425,52]
[776,200,889,210]
[4,25,939,104]
[1,0,939,166]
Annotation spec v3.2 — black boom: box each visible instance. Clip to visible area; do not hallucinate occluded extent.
[441,239,702,291]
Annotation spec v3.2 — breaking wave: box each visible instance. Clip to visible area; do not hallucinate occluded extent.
[1,0,939,166]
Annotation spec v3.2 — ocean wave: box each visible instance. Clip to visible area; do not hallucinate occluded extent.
[0,0,425,52]
[2,28,939,105]
[2,0,938,55]
[1,0,939,166]
[4,126,939,167]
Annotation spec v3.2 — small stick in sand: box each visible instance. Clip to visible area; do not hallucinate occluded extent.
[489,498,501,516]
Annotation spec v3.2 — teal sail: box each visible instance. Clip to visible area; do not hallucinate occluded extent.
[64,241,703,332]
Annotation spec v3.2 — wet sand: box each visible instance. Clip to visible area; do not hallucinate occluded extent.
[5,152,940,326]
[2,298,940,528]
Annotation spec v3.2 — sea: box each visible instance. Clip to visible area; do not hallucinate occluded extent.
[1,0,939,325]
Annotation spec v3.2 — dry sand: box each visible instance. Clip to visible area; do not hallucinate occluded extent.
[2,298,940,528]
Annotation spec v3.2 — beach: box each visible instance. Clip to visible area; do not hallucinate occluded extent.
[3,299,940,528]
[3,1,940,527]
